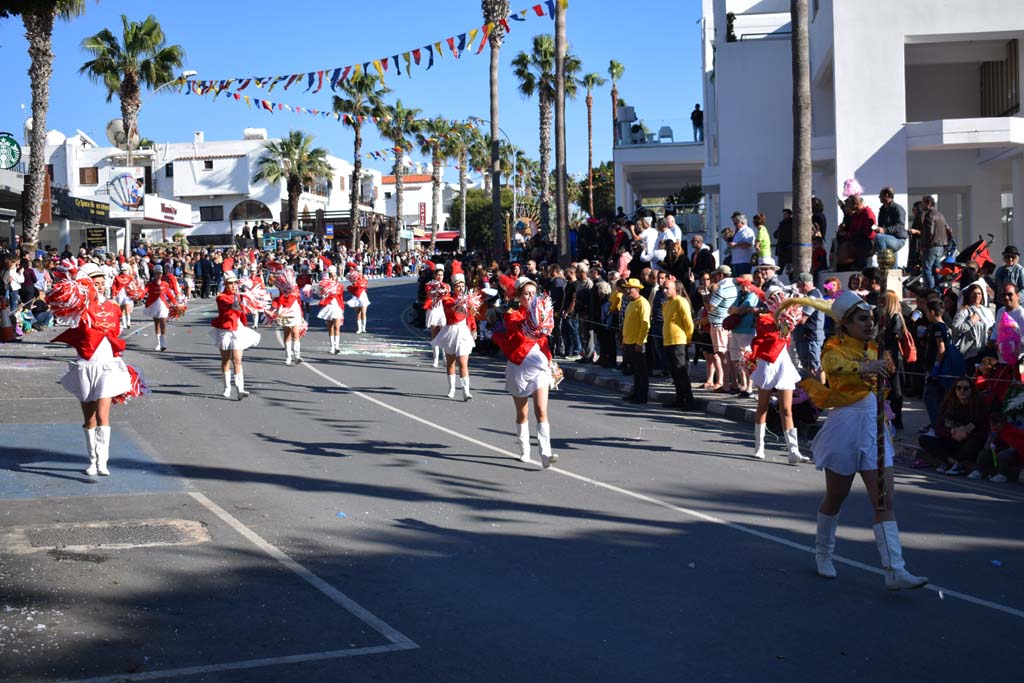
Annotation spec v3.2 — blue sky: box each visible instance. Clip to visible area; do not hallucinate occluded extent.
[0,0,703,184]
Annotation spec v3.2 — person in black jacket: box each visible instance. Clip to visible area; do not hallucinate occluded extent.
[196,253,214,298]
[874,187,908,255]
[689,234,716,280]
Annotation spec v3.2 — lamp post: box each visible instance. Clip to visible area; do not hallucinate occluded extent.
[123,70,198,255]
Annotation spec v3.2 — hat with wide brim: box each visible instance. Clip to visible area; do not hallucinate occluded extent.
[514,276,538,293]
[223,271,239,284]
[623,277,644,290]
[831,290,873,320]
[76,263,104,281]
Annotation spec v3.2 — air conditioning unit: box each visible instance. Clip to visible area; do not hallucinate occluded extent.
[617,106,636,123]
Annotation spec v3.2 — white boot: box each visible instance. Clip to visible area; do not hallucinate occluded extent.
[446,374,457,399]
[515,423,531,463]
[332,335,341,354]
[126,312,132,328]
[285,342,294,365]
[786,428,809,464]
[83,427,98,476]
[235,372,249,400]
[753,423,766,459]
[815,512,839,578]
[360,318,367,334]
[159,334,167,351]
[461,376,472,401]
[293,340,302,363]
[432,345,441,368]
[538,421,558,469]
[95,425,111,476]
[873,521,928,590]
[154,335,162,351]
[222,371,233,398]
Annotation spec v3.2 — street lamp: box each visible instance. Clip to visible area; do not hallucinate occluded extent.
[123,70,198,254]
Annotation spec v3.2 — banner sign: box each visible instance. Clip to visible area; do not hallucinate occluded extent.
[419,202,427,227]
[0,132,21,170]
[106,167,146,219]
[54,192,111,224]
[143,195,193,227]
[325,224,334,240]
[85,227,107,249]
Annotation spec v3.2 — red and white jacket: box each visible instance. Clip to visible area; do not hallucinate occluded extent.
[748,313,790,363]
[211,292,247,331]
[111,273,134,298]
[347,274,368,298]
[144,279,176,307]
[441,295,477,332]
[54,300,126,360]
[494,308,551,365]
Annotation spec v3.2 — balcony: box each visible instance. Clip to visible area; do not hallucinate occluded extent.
[615,115,702,149]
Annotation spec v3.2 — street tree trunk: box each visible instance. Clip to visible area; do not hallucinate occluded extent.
[586,92,594,216]
[611,84,618,147]
[287,178,301,232]
[21,9,57,253]
[393,157,405,235]
[351,123,363,251]
[459,148,468,247]
[486,11,508,256]
[554,2,568,256]
[120,73,141,153]
[538,96,552,239]
[429,153,441,252]
[791,0,812,275]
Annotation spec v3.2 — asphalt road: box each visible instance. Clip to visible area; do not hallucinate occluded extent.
[0,278,1020,682]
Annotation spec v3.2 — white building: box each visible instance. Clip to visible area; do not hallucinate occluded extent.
[615,0,1024,257]
[39,127,388,250]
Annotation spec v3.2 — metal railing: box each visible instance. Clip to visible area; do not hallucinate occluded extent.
[615,117,703,147]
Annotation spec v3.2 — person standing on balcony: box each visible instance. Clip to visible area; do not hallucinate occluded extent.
[690,104,703,142]
[919,195,950,291]
[728,213,755,276]
[874,188,908,256]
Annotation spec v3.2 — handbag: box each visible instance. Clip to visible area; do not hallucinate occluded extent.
[722,313,743,331]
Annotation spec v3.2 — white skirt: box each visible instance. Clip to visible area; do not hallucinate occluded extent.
[114,289,132,306]
[316,302,345,321]
[143,299,169,319]
[505,345,553,398]
[425,305,446,328]
[751,352,801,392]
[60,342,132,403]
[811,393,895,476]
[346,291,371,308]
[277,302,304,329]
[209,325,261,351]
[431,320,475,357]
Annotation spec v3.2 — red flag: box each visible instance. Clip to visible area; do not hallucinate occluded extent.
[477,24,492,54]
[412,48,422,65]
[313,70,325,93]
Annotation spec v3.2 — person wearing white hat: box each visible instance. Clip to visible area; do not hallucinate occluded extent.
[431,273,477,400]
[423,265,449,367]
[493,276,559,468]
[49,263,146,476]
[142,265,174,351]
[111,262,137,329]
[780,290,928,590]
[316,265,345,353]
[345,266,371,333]
[210,271,261,398]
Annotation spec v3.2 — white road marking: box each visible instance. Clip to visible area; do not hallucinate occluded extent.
[188,491,418,649]
[59,645,411,683]
[292,342,1024,621]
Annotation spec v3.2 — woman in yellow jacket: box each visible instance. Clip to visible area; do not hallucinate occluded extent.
[661,277,695,410]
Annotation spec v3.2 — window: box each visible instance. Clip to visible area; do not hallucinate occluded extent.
[203,159,214,171]
[199,205,224,221]
[165,162,174,178]
[79,167,99,185]
[46,164,54,182]
[384,191,392,199]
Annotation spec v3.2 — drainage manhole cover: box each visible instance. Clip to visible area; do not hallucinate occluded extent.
[26,523,187,548]
[0,519,210,554]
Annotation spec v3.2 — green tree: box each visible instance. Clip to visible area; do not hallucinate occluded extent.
[252,131,333,231]
[511,34,580,238]
[415,117,453,251]
[450,187,513,250]
[333,71,390,248]
[589,161,616,219]
[79,14,185,156]
[1,0,90,252]
[378,99,422,233]
[443,124,483,247]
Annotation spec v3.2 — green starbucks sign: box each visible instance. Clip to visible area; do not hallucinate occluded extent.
[0,132,21,170]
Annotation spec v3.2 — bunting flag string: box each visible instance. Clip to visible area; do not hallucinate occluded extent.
[182,1,566,94]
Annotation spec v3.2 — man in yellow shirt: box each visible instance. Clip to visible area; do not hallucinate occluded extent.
[661,277,696,410]
[621,277,651,403]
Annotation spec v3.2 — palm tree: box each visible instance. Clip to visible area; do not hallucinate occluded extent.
[482,0,511,253]
[2,1,87,252]
[378,100,422,235]
[79,14,186,158]
[608,60,625,147]
[252,131,333,232]
[415,117,453,252]
[470,132,492,194]
[791,0,812,275]
[581,72,606,217]
[443,125,481,248]
[333,72,390,249]
[511,34,580,237]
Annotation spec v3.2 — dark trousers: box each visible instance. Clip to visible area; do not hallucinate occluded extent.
[624,344,648,401]
[975,447,1020,480]
[199,276,211,298]
[919,434,986,465]
[666,344,694,404]
[578,313,596,359]
[647,326,665,374]
[597,327,617,367]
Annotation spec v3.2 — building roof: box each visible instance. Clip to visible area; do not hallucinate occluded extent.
[174,154,247,161]
[382,174,433,184]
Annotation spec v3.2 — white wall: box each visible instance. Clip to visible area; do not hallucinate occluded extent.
[905,63,982,121]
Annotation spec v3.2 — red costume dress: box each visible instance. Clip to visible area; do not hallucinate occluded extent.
[345,273,370,308]
[142,280,175,318]
[430,295,477,357]
[316,277,345,321]
[209,292,261,351]
[111,273,135,306]
[423,280,450,328]
[494,308,553,398]
[272,291,304,331]
[748,313,802,391]
[54,300,142,402]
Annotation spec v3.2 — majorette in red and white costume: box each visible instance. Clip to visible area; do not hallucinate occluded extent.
[345,266,371,333]
[430,273,479,400]
[493,276,559,468]
[423,264,450,367]
[48,263,147,476]
[297,266,314,318]
[110,263,143,329]
[142,265,186,351]
[747,289,809,464]
[316,265,345,354]
[271,268,307,365]
[210,271,267,399]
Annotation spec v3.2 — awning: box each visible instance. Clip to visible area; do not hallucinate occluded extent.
[413,230,460,242]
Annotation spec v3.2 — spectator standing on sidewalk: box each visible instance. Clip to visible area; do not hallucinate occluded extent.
[774,209,794,273]
[794,273,825,382]
[727,274,760,398]
[752,213,772,266]
[574,266,596,363]
[689,234,716,281]
[919,195,950,291]
[707,265,736,391]
[661,278,695,410]
[994,245,1024,307]
[729,213,756,276]
[561,267,582,358]
[648,270,669,376]
[547,265,567,357]
[621,278,651,404]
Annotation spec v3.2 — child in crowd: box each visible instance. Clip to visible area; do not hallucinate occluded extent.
[969,411,1020,483]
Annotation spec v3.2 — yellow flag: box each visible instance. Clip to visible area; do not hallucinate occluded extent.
[466,28,479,51]
[434,40,445,57]
[372,59,385,82]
